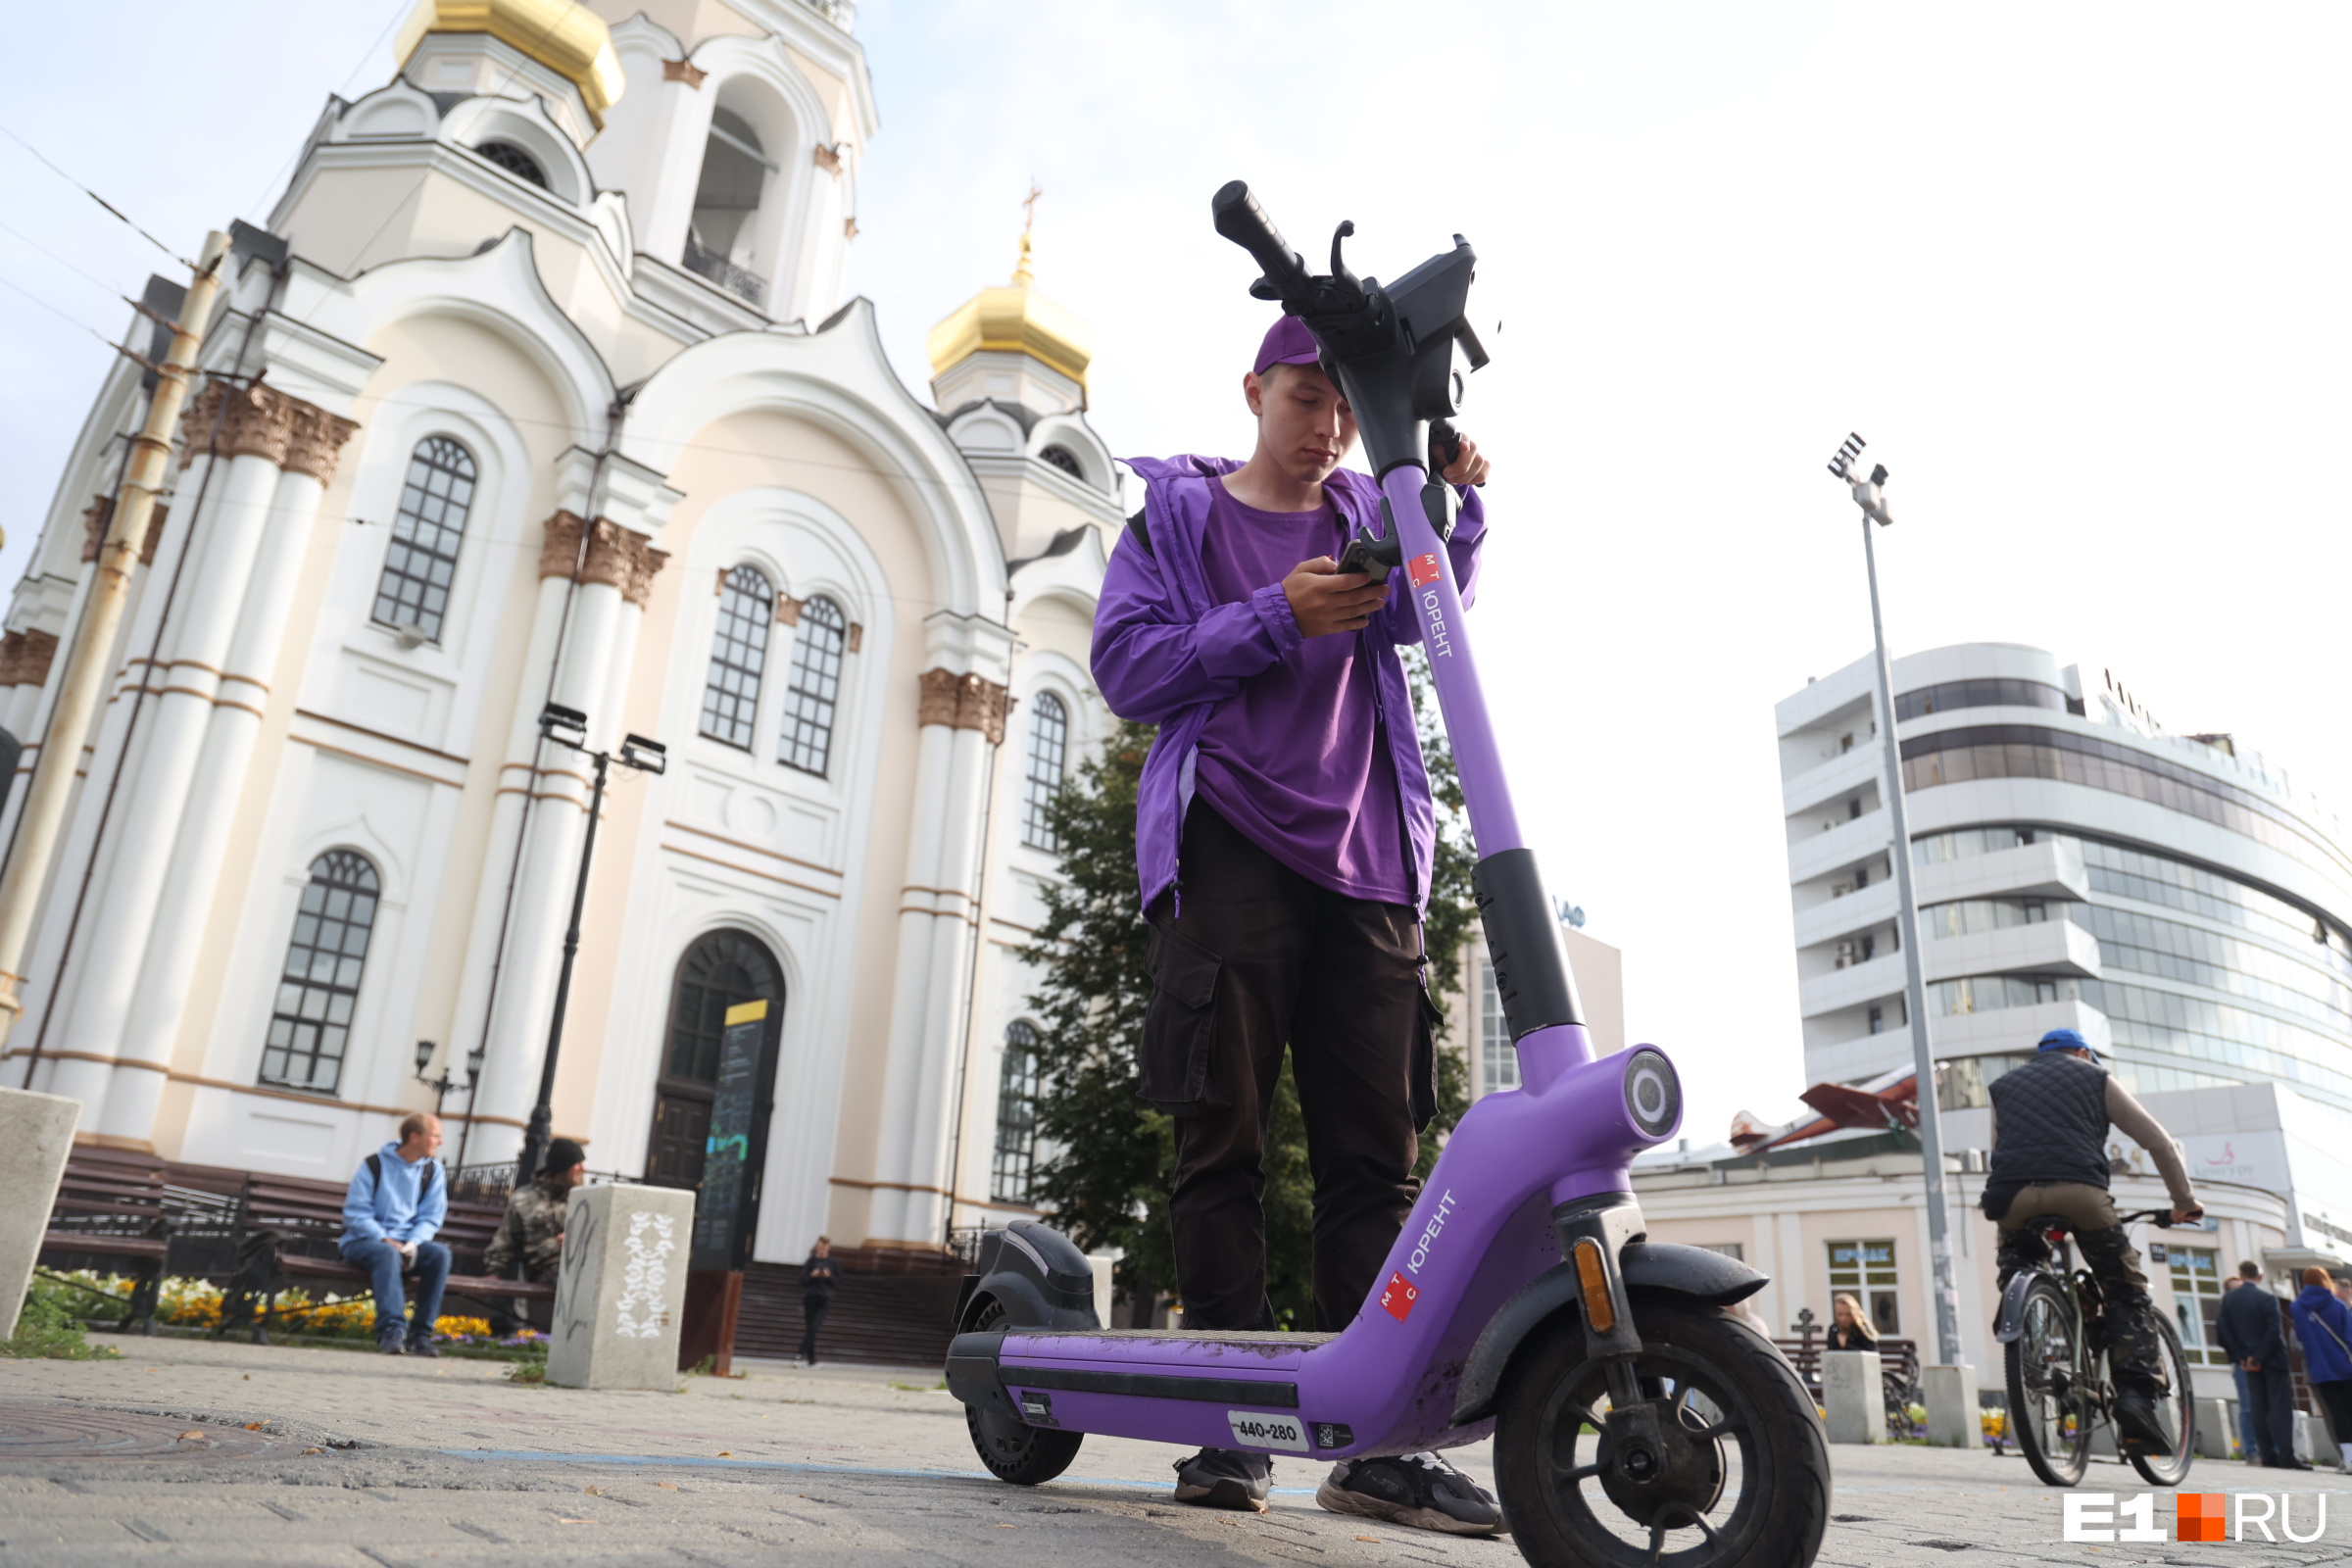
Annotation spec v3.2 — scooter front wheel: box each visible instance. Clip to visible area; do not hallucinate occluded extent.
[1494,1300,1829,1568]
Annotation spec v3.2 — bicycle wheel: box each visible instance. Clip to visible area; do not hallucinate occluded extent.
[2005,1275,2090,1488]
[2127,1315,2196,1487]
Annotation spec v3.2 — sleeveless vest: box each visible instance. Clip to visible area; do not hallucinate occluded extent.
[1986,1051,2113,1197]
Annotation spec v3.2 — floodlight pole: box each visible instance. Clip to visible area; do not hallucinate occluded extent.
[1838,441,1965,1370]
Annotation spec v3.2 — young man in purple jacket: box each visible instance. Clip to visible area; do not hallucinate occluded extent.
[1091,318,1501,1536]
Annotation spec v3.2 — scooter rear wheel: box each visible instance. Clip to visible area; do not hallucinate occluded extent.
[1494,1300,1828,1568]
[962,1298,1084,1486]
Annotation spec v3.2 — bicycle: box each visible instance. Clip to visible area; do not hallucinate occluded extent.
[1995,1207,2195,1488]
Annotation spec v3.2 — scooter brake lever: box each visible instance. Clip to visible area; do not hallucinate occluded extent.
[1336,527,1402,581]
[1430,419,1464,474]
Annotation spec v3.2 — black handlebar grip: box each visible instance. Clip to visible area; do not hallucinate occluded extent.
[1212,180,1308,294]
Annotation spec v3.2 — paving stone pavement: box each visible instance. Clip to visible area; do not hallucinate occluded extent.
[1,1334,2348,1565]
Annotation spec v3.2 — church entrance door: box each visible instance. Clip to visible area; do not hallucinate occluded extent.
[647,930,784,1190]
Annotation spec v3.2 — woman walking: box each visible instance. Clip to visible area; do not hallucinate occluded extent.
[2290,1266,2352,1474]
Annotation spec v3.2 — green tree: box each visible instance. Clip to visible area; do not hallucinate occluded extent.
[1019,651,1477,1328]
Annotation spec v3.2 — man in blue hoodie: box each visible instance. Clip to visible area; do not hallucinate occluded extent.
[341,1112,451,1355]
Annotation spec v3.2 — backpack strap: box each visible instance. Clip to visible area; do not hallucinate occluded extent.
[1123,507,1153,561]
[366,1152,381,1186]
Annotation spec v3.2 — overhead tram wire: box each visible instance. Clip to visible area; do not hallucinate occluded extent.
[0,122,197,270]
[244,0,417,222]
[0,220,135,301]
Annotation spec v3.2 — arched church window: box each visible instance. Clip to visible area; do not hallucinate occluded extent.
[371,436,475,643]
[260,850,380,1095]
[1039,445,1084,480]
[647,929,784,1190]
[777,595,846,778]
[685,107,773,307]
[474,140,548,189]
[1020,692,1068,852]
[701,565,773,750]
[992,1020,1042,1203]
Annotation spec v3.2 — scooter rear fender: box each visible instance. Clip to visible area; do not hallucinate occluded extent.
[954,1220,1102,1337]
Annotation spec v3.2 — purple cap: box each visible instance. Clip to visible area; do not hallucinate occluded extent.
[1251,316,1322,376]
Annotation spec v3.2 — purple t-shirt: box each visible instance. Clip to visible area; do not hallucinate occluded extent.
[1190,479,1410,905]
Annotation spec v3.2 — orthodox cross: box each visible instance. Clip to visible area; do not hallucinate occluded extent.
[1021,181,1043,234]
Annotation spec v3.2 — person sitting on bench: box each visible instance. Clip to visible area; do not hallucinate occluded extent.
[481,1137,584,1337]
[339,1113,450,1356]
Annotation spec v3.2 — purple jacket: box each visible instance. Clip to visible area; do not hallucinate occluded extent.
[1092,455,1486,916]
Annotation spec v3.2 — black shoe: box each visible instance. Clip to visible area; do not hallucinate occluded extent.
[2112,1388,2173,1456]
[405,1336,440,1357]
[2267,1456,2314,1471]
[1316,1452,1506,1538]
[1172,1448,1270,1512]
[377,1326,408,1356]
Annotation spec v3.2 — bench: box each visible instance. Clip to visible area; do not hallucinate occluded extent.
[1778,1335,1923,1433]
[38,1151,175,1333]
[221,1173,554,1344]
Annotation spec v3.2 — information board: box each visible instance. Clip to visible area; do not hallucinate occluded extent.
[690,997,778,1271]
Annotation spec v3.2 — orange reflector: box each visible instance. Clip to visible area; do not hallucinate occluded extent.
[1574,1240,1615,1333]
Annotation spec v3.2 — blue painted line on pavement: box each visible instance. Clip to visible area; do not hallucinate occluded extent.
[439,1449,1320,1494]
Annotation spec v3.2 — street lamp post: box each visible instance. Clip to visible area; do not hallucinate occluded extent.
[514,702,666,1191]
[1827,433,1965,1371]
[412,1039,485,1118]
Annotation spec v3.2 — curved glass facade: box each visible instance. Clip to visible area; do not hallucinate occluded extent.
[1894,677,2072,722]
[1900,723,2352,882]
[1909,814,2352,1112]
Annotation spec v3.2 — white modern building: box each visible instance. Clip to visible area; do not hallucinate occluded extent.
[1776,643,2352,1258]
[1,0,1123,1259]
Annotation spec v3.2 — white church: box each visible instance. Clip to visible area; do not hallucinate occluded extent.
[4,0,1119,1261]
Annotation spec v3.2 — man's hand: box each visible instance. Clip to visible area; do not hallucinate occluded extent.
[1283,557,1387,637]
[2243,1357,2264,1373]
[396,1240,417,1265]
[1441,433,1490,488]
[2173,1203,2205,1226]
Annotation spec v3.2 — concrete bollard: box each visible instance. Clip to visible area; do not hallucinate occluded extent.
[1086,1253,1113,1327]
[1822,1350,1886,1445]
[1923,1364,1979,1447]
[0,1088,80,1341]
[2295,1410,2338,1466]
[546,1185,696,1390]
[2193,1397,2234,1459]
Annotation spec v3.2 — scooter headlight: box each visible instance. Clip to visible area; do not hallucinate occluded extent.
[1621,1048,1681,1141]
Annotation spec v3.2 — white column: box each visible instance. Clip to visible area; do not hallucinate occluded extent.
[100,419,350,1142]
[465,514,665,1161]
[443,572,576,1163]
[467,582,621,1156]
[67,445,288,1102]
[866,625,1010,1247]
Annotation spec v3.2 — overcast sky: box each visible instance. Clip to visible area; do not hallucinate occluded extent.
[4,3,2349,1145]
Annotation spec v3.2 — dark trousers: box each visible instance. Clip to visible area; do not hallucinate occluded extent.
[2243,1363,2297,1463]
[800,1294,831,1362]
[2312,1379,2352,1461]
[1993,1184,2160,1385]
[1155,801,1427,1334]
[338,1239,450,1341]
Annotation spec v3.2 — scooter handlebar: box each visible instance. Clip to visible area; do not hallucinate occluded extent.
[1212,180,1310,303]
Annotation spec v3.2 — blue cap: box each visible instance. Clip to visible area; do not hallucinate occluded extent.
[2037,1028,2095,1059]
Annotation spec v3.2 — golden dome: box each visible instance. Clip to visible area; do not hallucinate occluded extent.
[395,0,626,124]
[925,234,1095,395]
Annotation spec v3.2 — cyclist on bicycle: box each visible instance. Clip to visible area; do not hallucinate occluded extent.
[1984,1028,2203,1454]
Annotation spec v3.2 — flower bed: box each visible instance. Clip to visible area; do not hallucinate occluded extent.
[32,1272,546,1357]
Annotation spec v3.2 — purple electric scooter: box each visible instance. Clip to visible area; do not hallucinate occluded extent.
[944,183,1831,1568]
